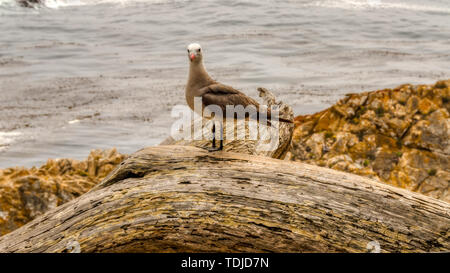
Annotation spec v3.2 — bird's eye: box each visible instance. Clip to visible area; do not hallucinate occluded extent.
[187,49,189,53]
[198,48,201,52]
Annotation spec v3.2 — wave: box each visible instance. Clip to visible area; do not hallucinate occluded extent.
[309,0,450,14]
[0,0,82,9]
[1,0,449,13]
[44,0,85,8]
[0,132,22,152]
[0,0,189,9]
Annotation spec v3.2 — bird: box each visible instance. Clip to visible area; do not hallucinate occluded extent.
[185,43,293,151]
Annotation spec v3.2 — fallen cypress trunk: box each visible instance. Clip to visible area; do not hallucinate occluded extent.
[0,145,448,253]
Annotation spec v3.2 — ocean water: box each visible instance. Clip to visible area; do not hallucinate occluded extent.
[0,0,449,167]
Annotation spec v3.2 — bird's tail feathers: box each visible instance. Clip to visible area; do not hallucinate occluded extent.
[250,112,293,128]
[278,117,294,124]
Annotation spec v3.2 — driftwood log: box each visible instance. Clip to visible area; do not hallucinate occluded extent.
[0,145,448,253]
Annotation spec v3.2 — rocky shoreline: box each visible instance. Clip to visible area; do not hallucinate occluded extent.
[288,79,449,203]
[0,149,126,235]
[0,79,448,236]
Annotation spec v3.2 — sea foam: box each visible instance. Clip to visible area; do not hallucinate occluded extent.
[0,132,22,151]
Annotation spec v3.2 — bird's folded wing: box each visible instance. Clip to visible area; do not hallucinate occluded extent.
[199,83,292,123]
[200,83,260,111]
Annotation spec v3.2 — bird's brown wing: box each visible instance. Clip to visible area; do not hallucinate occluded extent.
[199,83,293,124]
[200,83,260,113]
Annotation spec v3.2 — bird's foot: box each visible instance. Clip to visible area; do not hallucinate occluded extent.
[206,146,223,152]
[205,138,223,152]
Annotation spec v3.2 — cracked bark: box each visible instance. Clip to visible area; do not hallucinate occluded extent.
[0,145,448,253]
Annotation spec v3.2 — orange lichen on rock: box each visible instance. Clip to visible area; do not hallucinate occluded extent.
[0,148,126,235]
[288,80,450,202]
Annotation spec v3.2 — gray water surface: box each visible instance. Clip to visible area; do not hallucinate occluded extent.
[0,0,449,167]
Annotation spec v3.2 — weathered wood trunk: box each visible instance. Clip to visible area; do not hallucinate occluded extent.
[0,145,448,253]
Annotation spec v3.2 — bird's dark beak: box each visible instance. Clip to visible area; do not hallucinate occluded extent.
[190,53,195,61]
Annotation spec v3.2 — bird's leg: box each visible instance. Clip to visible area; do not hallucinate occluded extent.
[219,121,223,150]
[207,121,223,152]
[211,122,216,149]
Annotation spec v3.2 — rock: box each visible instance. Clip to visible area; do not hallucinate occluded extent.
[372,148,399,180]
[0,148,127,236]
[403,109,450,154]
[16,0,42,8]
[406,95,420,115]
[390,149,449,199]
[418,98,438,115]
[289,80,450,202]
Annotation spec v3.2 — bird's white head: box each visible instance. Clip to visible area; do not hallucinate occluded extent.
[187,43,203,63]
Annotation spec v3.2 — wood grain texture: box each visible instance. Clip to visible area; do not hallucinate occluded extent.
[0,145,448,253]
